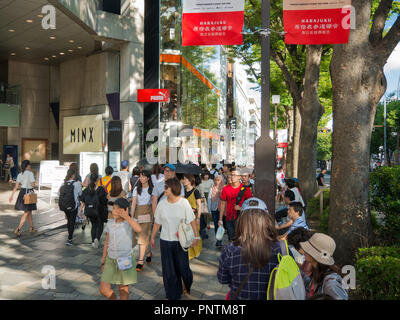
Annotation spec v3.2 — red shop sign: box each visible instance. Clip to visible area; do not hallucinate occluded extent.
[283,0,352,45]
[137,89,170,103]
[182,0,245,46]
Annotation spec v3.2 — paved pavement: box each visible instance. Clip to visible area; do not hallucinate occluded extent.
[0,182,230,300]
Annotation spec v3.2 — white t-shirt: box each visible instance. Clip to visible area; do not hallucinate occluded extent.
[155,197,195,241]
[291,187,305,207]
[17,171,35,189]
[276,172,285,187]
[132,186,152,205]
[151,174,164,186]
[112,171,132,194]
[198,179,213,197]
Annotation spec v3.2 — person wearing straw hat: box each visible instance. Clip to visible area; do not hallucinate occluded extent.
[299,233,348,300]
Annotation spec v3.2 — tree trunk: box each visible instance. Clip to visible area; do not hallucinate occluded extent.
[329,0,390,264]
[285,106,294,175]
[292,103,301,178]
[298,45,325,205]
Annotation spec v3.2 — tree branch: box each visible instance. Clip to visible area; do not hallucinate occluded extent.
[369,0,394,46]
[271,48,302,103]
[378,15,400,63]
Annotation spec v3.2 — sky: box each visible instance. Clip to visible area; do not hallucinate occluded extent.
[384,14,400,97]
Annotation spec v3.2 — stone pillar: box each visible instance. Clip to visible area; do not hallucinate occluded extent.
[119,39,144,168]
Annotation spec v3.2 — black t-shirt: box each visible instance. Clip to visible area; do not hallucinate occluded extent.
[184,188,202,200]
[317,173,325,186]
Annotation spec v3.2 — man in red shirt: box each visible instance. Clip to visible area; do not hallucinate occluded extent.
[218,168,253,241]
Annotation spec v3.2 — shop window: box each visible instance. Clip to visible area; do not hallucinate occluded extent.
[103,0,121,15]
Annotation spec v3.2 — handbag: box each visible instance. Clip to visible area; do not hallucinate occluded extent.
[112,222,133,271]
[178,219,195,252]
[24,190,37,205]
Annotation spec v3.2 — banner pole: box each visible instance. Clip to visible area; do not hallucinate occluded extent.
[255,0,275,214]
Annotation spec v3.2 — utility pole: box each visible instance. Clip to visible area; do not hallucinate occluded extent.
[255,0,275,214]
[384,96,387,165]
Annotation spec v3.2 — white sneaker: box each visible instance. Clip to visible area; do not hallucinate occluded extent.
[94,238,99,248]
[92,242,95,248]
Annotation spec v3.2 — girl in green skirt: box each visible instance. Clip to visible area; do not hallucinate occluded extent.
[99,198,142,300]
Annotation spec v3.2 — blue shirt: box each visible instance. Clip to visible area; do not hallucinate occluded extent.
[288,214,309,234]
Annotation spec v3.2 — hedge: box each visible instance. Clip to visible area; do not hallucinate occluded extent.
[356,250,400,300]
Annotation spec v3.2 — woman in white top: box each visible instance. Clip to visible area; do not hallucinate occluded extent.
[131,170,154,271]
[150,178,200,300]
[9,160,37,237]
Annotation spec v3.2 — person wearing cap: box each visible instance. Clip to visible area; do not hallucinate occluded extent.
[218,198,291,300]
[111,160,132,196]
[151,163,184,214]
[99,198,142,300]
[299,233,348,300]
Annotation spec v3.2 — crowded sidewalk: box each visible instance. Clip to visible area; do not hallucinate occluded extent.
[0,186,229,300]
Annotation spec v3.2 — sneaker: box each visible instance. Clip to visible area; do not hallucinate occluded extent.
[66,239,73,246]
[92,242,95,248]
[93,238,99,249]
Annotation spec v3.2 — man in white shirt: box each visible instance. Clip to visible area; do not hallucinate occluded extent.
[112,160,132,195]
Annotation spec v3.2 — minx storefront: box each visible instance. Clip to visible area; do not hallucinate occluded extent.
[144,0,228,165]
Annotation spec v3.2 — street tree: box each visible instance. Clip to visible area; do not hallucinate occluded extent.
[230,1,333,203]
[329,0,400,264]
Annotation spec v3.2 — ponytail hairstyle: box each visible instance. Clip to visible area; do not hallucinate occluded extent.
[21,160,30,174]
[64,168,76,182]
[89,173,99,195]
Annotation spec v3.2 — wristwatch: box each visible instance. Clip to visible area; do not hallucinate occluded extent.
[194,236,200,240]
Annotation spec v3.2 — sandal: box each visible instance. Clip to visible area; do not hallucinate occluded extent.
[136,260,144,271]
[14,228,21,237]
[29,227,37,233]
[145,252,152,264]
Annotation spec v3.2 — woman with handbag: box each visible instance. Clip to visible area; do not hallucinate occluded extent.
[131,170,154,271]
[100,198,142,300]
[150,178,200,300]
[182,174,203,259]
[9,160,37,237]
[208,174,224,247]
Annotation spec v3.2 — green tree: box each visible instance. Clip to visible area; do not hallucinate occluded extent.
[317,132,332,160]
[229,0,334,203]
[329,0,400,264]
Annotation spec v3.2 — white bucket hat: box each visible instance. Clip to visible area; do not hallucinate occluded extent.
[300,233,336,266]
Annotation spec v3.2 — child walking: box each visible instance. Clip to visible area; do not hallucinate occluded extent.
[99,198,142,300]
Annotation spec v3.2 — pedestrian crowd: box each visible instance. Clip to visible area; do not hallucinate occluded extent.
[8,159,348,301]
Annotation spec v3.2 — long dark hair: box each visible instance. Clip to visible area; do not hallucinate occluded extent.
[21,160,30,173]
[311,263,344,287]
[234,209,278,269]
[64,168,76,182]
[110,176,123,197]
[89,163,99,175]
[88,173,99,195]
[136,170,154,196]
[152,163,161,179]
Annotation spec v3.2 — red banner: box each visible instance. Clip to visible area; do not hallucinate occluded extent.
[137,89,170,103]
[182,1,244,46]
[283,0,352,44]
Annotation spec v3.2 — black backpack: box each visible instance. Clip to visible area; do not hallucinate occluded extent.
[84,191,99,218]
[59,181,76,212]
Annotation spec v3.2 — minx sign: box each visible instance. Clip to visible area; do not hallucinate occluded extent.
[63,115,103,154]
